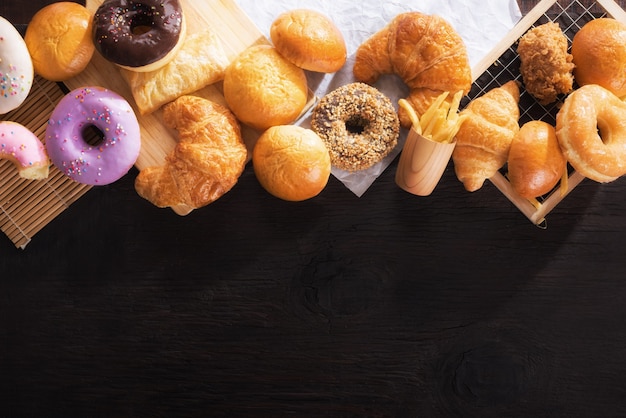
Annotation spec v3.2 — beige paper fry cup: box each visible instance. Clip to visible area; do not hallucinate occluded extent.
[395,127,456,196]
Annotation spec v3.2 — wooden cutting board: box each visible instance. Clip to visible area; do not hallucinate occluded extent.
[65,0,271,215]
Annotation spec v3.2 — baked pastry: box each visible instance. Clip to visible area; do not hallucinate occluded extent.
[556,84,626,183]
[353,12,472,128]
[223,45,308,131]
[270,9,346,73]
[310,82,399,171]
[253,125,331,201]
[24,2,95,82]
[517,22,575,105]
[571,18,626,97]
[508,120,566,198]
[134,95,247,209]
[121,29,230,115]
[452,80,521,192]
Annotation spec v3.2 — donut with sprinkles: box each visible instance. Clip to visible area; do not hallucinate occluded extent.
[0,16,34,114]
[92,0,186,72]
[45,86,141,185]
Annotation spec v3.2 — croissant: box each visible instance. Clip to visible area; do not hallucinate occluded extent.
[353,12,472,128]
[452,80,521,192]
[134,95,247,210]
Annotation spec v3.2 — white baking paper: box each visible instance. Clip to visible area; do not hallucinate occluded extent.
[236,0,522,196]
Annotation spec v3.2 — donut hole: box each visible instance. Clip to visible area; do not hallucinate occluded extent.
[82,125,106,147]
[596,118,613,144]
[130,14,154,36]
[345,115,369,135]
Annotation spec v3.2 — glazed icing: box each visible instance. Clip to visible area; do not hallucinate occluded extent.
[93,0,185,71]
[45,87,141,185]
[0,121,49,179]
[0,16,34,114]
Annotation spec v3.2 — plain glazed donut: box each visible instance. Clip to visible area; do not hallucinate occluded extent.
[0,121,49,179]
[556,84,626,183]
[93,0,185,72]
[310,82,399,171]
[45,86,141,185]
[0,16,34,114]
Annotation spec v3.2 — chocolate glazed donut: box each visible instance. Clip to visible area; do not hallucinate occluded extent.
[93,0,185,72]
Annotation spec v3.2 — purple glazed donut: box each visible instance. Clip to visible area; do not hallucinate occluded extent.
[45,86,141,185]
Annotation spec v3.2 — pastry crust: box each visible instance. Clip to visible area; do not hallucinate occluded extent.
[121,29,230,115]
[353,12,471,128]
[452,80,521,192]
[134,95,247,210]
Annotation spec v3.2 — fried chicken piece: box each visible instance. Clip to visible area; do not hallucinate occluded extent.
[517,22,575,105]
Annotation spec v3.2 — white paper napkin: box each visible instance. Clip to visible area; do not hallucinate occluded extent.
[236,0,523,196]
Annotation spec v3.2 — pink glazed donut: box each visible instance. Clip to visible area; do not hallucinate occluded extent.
[46,86,141,185]
[0,121,49,179]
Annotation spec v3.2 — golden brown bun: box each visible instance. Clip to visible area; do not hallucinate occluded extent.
[452,80,520,192]
[270,9,347,73]
[556,84,626,183]
[224,45,308,131]
[134,96,247,210]
[508,121,566,199]
[24,2,94,81]
[572,18,626,97]
[253,125,331,201]
[353,12,471,128]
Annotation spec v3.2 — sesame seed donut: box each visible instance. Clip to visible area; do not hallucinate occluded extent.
[311,82,399,171]
[0,16,34,114]
[0,121,49,180]
[92,0,186,72]
[45,86,141,185]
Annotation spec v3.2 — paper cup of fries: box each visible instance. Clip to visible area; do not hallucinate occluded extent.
[395,91,466,196]
[395,128,456,196]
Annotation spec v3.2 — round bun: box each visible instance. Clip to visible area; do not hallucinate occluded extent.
[253,125,331,201]
[270,9,347,73]
[508,120,566,198]
[224,45,308,131]
[572,18,626,97]
[24,2,95,81]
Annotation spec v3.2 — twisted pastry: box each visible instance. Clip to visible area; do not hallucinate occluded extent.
[135,96,247,210]
[353,12,472,128]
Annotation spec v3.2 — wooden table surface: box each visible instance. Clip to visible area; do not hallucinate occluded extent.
[3,0,626,416]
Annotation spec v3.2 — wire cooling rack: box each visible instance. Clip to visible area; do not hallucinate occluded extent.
[461,0,626,226]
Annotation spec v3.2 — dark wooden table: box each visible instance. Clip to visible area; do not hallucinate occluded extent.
[3,1,626,417]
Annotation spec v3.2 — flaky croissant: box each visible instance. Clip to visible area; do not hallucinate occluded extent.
[353,12,472,128]
[452,80,521,192]
[135,95,247,210]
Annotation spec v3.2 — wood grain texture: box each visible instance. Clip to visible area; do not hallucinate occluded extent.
[3,1,626,417]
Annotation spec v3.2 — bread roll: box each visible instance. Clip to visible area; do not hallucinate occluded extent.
[224,45,308,131]
[571,18,626,97]
[270,9,347,73]
[24,2,94,81]
[253,125,331,201]
[508,120,566,199]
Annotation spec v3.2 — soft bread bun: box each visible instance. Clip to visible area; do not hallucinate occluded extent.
[253,125,331,201]
[224,45,308,131]
[24,2,95,81]
[270,9,347,73]
[571,18,626,97]
[508,120,566,199]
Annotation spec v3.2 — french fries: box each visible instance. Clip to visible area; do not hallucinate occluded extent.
[399,90,468,144]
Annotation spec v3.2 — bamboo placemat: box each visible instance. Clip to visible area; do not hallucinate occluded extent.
[0,76,92,249]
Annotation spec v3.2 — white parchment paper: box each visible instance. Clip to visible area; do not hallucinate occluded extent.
[236,0,523,196]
